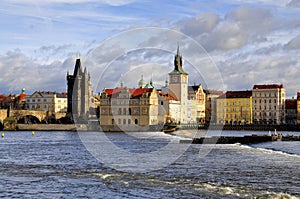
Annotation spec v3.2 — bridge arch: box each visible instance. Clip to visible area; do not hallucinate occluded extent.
[0,121,3,130]
[17,115,41,124]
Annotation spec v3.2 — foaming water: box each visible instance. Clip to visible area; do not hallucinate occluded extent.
[0,131,299,198]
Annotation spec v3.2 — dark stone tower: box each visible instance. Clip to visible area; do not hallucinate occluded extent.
[67,58,91,122]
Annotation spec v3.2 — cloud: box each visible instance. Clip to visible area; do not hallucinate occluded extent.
[2,0,136,6]
[287,0,300,7]
[176,12,220,37]
[0,49,69,94]
[284,35,300,49]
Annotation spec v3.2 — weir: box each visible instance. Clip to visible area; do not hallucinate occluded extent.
[180,134,300,144]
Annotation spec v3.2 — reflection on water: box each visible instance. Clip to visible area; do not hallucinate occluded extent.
[0,131,299,198]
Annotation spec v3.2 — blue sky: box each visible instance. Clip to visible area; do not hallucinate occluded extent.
[0,0,299,97]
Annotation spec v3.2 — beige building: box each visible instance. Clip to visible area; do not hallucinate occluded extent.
[204,89,223,123]
[98,86,162,131]
[26,91,67,113]
[188,84,206,123]
[252,84,286,124]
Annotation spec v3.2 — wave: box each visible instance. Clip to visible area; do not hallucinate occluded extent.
[234,143,300,159]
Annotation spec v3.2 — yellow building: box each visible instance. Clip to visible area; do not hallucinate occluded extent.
[216,91,252,124]
[297,92,300,124]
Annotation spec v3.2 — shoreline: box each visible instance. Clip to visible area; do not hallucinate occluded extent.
[2,123,300,133]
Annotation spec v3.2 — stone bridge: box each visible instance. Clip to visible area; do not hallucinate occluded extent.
[0,109,66,124]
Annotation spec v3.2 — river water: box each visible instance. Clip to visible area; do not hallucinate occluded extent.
[0,130,299,198]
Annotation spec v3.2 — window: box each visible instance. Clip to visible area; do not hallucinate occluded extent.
[118,119,121,124]
[123,119,126,125]
[135,119,138,124]
[112,119,114,125]
[128,119,131,124]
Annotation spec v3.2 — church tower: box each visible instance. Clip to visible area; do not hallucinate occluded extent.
[168,45,188,124]
[67,58,91,122]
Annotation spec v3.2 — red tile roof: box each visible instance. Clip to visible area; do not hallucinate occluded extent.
[158,91,176,101]
[285,99,297,109]
[297,92,300,100]
[218,90,252,99]
[104,87,153,98]
[253,84,283,89]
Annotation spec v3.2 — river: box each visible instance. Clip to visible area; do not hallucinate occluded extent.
[0,130,299,198]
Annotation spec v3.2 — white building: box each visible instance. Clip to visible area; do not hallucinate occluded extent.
[26,91,67,113]
[252,84,286,124]
[168,46,189,124]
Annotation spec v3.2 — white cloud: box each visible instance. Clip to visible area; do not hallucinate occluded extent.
[2,0,136,6]
[285,35,300,49]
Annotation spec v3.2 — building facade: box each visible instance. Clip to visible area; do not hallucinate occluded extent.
[187,84,206,123]
[285,98,297,124]
[252,84,286,124]
[216,91,252,124]
[67,58,92,121]
[297,92,300,124]
[99,86,162,131]
[26,91,67,113]
[204,89,224,123]
[168,46,188,124]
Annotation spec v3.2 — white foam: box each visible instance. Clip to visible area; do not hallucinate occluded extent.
[233,143,300,159]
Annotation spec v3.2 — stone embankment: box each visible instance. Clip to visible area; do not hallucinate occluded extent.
[16,124,77,131]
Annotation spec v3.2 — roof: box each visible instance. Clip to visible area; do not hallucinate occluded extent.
[29,91,67,98]
[218,90,252,99]
[203,89,224,96]
[188,85,200,93]
[104,87,153,98]
[158,91,176,101]
[169,45,188,75]
[285,99,297,109]
[253,84,283,89]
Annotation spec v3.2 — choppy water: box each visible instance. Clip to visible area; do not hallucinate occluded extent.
[0,130,299,198]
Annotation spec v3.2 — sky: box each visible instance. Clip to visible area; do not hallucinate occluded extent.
[0,0,299,97]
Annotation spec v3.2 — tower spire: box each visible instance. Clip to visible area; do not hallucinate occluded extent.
[177,43,181,57]
[173,45,187,74]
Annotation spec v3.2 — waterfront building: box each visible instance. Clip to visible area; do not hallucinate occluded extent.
[187,84,206,123]
[98,83,162,131]
[285,98,297,124]
[66,58,93,121]
[216,90,252,124]
[204,89,224,123]
[297,92,300,124]
[168,46,188,124]
[26,91,67,113]
[252,84,286,124]
[0,89,26,110]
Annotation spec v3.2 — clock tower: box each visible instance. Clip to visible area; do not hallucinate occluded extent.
[168,45,188,124]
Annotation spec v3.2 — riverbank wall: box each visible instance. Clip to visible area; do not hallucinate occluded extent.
[179,124,300,132]
[16,124,77,131]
